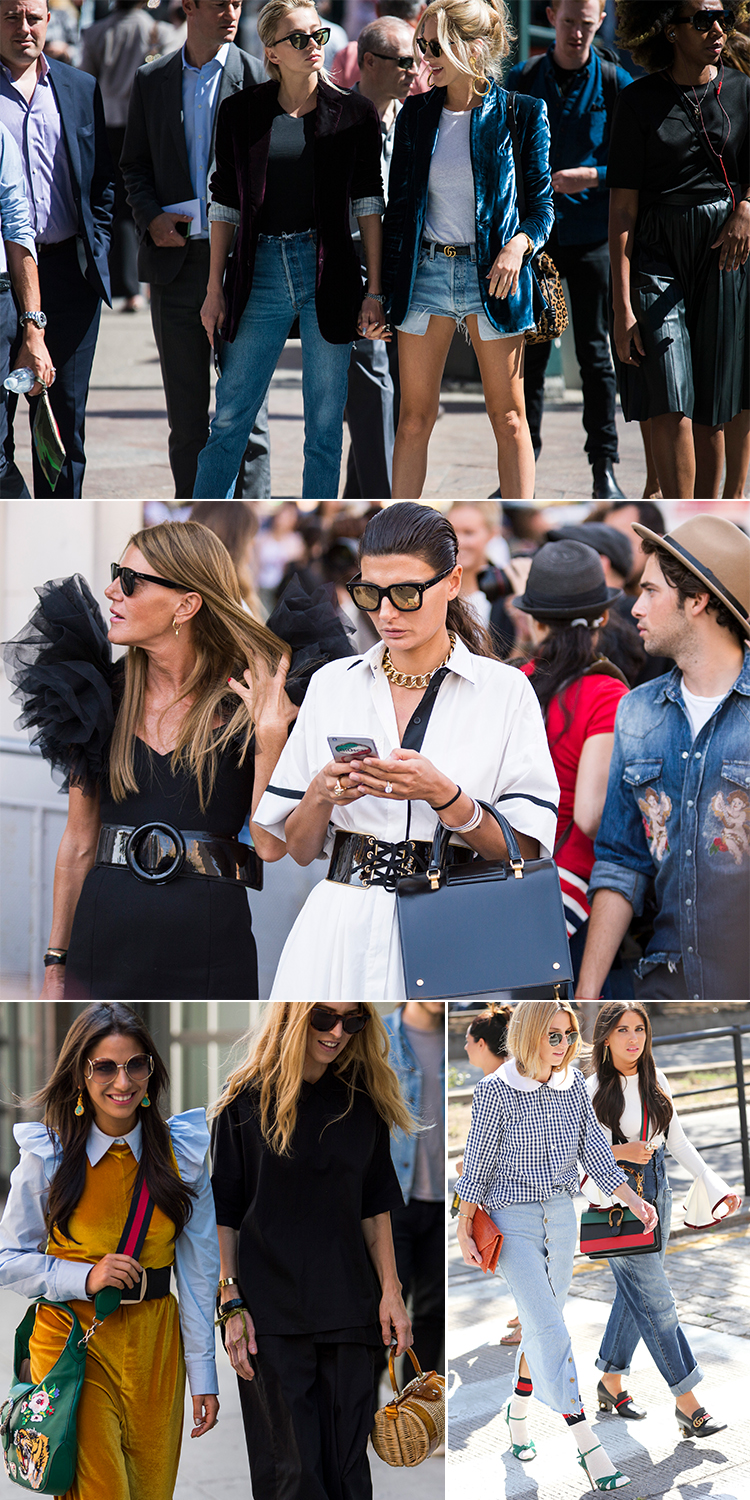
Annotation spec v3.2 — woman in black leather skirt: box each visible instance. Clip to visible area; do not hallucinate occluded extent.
[609,0,750,498]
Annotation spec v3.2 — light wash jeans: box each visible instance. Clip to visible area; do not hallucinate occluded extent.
[194,231,351,499]
[595,1146,703,1396]
[491,1195,583,1415]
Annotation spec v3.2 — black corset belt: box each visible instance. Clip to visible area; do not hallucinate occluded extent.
[327,829,474,892]
[96,822,263,889]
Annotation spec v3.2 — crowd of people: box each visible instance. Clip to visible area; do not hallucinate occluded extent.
[3,496,748,1002]
[0,0,748,500]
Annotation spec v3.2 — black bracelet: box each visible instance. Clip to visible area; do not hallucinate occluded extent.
[432,785,462,813]
[216,1297,246,1316]
[43,951,68,967]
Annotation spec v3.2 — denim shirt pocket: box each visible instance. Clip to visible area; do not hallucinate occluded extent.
[623,760,673,865]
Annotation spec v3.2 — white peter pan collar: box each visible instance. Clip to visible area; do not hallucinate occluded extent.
[499,1058,578,1092]
[86,1120,142,1167]
[360,633,477,685]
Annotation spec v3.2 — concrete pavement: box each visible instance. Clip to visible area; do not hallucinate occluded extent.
[7,301,700,500]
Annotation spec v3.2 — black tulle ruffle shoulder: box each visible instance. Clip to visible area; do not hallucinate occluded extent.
[2,575,116,795]
[266,575,356,707]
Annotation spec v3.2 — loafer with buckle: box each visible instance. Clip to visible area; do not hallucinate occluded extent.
[675,1404,728,1438]
[596,1381,646,1420]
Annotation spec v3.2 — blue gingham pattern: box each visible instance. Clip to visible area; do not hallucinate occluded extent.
[455,1067,628,1208]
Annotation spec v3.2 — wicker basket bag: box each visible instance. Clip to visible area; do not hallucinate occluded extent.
[371,1348,445,1467]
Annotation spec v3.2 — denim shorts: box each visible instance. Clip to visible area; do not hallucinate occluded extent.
[396,241,527,342]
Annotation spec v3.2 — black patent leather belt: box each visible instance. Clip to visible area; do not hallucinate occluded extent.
[120,1265,172,1303]
[327,830,474,892]
[96,822,263,889]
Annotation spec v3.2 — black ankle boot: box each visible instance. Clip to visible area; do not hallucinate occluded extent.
[596,1380,646,1420]
[591,458,625,499]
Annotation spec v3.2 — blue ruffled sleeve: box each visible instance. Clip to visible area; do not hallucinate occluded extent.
[169,1110,220,1397]
[0,1123,94,1303]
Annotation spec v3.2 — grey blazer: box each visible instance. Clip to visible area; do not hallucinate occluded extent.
[120,42,264,285]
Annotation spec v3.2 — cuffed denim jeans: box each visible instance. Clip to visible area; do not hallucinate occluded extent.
[491,1195,583,1416]
[194,232,351,499]
[596,1146,703,1396]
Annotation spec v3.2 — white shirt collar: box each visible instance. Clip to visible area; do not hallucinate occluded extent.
[360,631,477,684]
[499,1057,577,1092]
[181,41,229,75]
[86,1119,143,1167]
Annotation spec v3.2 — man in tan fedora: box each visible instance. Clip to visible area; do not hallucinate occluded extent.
[577,513,750,1001]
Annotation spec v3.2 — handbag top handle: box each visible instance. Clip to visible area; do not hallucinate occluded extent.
[427,802,523,890]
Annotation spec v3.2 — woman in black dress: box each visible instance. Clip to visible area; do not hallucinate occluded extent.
[609,0,750,498]
[3,520,295,1000]
[210,1001,414,1500]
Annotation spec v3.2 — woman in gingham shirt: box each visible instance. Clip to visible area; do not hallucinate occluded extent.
[455,1000,657,1493]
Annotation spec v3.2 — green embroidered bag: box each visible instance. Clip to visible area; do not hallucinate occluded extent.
[0,1300,87,1494]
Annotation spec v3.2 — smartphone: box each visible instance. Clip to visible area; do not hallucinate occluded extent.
[327,735,380,764]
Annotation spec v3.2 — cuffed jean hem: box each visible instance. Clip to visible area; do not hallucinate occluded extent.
[594,1353,704,1398]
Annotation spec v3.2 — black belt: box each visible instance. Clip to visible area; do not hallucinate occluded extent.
[328,830,474,892]
[423,241,474,258]
[120,1265,172,1303]
[0,273,10,292]
[36,236,78,258]
[96,822,263,889]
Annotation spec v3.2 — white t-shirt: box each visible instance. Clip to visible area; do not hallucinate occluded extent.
[424,108,476,245]
[681,684,725,741]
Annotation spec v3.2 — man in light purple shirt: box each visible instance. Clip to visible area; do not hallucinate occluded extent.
[0,0,113,495]
[0,117,54,493]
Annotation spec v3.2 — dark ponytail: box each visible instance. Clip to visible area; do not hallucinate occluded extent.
[358,502,500,659]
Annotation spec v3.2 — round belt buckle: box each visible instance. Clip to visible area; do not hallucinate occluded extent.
[125,822,187,884]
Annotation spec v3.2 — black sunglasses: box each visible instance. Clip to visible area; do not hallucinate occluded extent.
[111,563,185,597]
[672,8,735,32]
[85,1053,154,1083]
[346,566,454,613]
[274,25,330,48]
[416,34,443,57]
[309,1006,368,1034]
[369,49,416,67]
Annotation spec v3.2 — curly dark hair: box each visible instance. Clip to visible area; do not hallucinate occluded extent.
[615,1,750,72]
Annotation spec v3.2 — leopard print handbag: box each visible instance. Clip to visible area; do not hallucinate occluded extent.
[506,95,569,345]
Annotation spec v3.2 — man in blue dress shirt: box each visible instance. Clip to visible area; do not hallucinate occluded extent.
[0,119,54,494]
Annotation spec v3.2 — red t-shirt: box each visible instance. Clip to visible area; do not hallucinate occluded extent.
[520,666,629,884]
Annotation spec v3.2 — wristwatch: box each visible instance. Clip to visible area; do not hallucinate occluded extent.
[19,310,47,330]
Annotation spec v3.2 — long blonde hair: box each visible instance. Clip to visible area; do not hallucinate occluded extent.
[417,0,513,86]
[109,521,288,814]
[212,1003,415,1154]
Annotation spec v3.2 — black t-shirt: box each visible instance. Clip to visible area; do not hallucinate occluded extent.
[256,109,316,235]
[550,56,586,98]
[211,1071,403,1339]
[607,67,750,206]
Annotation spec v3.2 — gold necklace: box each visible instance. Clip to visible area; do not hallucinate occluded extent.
[381,631,456,690]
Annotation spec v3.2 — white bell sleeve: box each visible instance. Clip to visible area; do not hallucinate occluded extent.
[169,1109,221,1397]
[656,1073,737,1229]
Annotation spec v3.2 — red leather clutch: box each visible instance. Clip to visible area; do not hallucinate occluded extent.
[472,1205,503,1274]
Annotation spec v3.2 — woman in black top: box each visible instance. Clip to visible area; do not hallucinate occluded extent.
[193,0,386,500]
[609,1,750,498]
[3,521,294,1000]
[211,1002,413,1500]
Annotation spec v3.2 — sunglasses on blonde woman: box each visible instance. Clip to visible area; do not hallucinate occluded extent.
[547,1030,578,1047]
[416,34,443,57]
[309,1007,368,1034]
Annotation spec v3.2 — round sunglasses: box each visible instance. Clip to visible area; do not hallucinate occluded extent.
[416,34,443,58]
[672,7,735,32]
[547,1030,578,1047]
[346,565,453,613]
[274,26,330,48]
[110,563,185,597]
[309,1006,368,1034]
[85,1053,154,1083]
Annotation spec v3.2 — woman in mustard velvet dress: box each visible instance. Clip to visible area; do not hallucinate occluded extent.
[0,1003,220,1500]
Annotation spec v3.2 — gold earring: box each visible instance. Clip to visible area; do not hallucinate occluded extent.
[469,56,491,96]
[603,1045,610,1064]
[172,618,181,638]
[141,1094,151,1109]
[75,1091,85,1117]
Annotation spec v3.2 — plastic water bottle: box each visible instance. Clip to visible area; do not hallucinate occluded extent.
[3,367,37,394]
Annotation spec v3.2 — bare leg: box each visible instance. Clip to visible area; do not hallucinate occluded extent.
[693,422,724,499]
[639,419,662,499]
[723,409,750,498]
[649,412,695,498]
[467,321,535,499]
[391,318,456,498]
[519,1353,530,1380]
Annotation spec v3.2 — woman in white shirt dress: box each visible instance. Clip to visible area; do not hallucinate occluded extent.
[251,502,559,1001]
[586,1002,741,1439]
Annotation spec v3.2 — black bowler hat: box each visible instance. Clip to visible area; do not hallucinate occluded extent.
[515,540,622,621]
[548,522,633,581]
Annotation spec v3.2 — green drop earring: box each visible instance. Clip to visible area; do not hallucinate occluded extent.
[141,1094,151,1109]
[75,1091,85,1117]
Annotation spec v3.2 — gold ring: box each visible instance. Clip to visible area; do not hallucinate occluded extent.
[334,779,344,796]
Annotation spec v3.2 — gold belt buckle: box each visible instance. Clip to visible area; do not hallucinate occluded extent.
[443,244,457,258]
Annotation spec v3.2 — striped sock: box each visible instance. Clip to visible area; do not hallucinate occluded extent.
[565,1416,622,1485]
[508,1376,533,1445]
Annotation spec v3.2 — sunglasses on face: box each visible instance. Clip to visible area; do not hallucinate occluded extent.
[85,1053,154,1083]
[309,1006,368,1034]
[369,49,416,67]
[346,565,453,612]
[274,26,330,48]
[416,34,443,57]
[673,8,735,32]
[110,563,184,597]
[547,1030,578,1047]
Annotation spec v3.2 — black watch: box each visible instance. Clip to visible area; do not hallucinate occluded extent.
[20,310,47,330]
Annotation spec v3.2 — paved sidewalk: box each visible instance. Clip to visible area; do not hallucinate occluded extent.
[448,1211,750,1499]
[7,302,687,500]
[0,1286,442,1499]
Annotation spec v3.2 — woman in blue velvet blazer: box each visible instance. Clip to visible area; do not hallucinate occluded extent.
[382,0,553,498]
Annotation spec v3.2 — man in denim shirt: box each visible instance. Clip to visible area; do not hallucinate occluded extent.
[577,515,750,1001]
[507,0,631,499]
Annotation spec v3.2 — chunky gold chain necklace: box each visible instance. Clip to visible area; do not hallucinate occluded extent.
[381,631,456,690]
